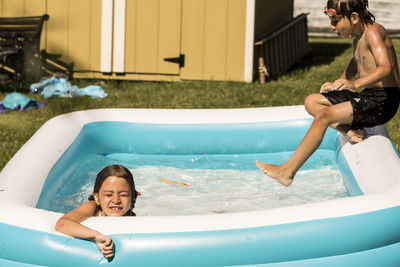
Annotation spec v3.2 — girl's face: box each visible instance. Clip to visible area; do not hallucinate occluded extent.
[94,176,132,216]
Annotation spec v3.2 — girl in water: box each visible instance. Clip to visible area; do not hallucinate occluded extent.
[55,164,139,258]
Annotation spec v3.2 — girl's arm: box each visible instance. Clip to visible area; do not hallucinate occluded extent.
[55,201,115,258]
[55,201,98,239]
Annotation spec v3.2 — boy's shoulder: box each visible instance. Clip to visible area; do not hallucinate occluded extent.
[356,22,389,48]
[364,22,387,39]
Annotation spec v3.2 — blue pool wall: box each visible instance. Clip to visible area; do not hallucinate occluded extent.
[2,205,400,266]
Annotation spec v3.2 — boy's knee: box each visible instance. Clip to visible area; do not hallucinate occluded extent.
[304,94,320,113]
[304,94,313,106]
[304,95,313,111]
[304,94,320,106]
[314,108,332,126]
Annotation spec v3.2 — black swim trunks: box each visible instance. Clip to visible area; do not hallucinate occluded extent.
[321,87,400,130]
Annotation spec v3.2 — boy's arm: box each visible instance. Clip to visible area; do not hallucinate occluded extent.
[320,57,357,93]
[333,26,392,90]
[341,57,358,80]
[352,28,392,88]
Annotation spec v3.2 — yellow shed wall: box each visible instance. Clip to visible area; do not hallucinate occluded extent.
[1,0,249,82]
[0,0,46,16]
[46,0,101,72]
[181,0,247,81]
[125,0,181,75]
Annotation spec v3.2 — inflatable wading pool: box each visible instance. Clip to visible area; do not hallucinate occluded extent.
[0,106,400,266]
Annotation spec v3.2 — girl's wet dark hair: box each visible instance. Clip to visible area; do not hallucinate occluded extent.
[88,164,138,216]
[327,0,375,25]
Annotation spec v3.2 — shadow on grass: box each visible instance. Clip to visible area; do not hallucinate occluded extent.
[0,77,30,93]
[288,41,352,72]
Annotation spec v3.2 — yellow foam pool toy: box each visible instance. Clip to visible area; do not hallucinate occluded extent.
[161,178,190,187]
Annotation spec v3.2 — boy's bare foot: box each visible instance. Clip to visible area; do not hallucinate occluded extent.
[347,128,366,144]
[255,160,294,187]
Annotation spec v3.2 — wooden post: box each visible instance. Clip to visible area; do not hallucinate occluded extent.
[258,56,266,83]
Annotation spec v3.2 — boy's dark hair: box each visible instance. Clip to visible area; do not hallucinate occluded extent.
[89,164,138,216]
[327,0,375,25]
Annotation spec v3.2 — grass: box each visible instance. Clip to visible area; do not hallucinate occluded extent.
[0,37,399,170]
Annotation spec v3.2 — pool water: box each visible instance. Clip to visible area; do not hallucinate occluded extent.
[44,150,347,216]
[37,119,350,215]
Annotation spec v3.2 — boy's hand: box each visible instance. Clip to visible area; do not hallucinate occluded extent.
[94,233,115,258]
[320,82,334,93]
[332,78,356,91]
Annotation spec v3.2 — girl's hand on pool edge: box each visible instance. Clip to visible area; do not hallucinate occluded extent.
[94,233,115,258]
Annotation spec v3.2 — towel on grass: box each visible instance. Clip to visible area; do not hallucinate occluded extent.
[30,76,107,99]
[0,92,45,113]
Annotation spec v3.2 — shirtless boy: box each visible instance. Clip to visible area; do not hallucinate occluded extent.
[256,0,400,186]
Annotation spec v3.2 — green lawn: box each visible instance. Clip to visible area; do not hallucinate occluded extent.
[0,37,399,170]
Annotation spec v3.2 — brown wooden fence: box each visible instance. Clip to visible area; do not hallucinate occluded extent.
[254,13,309,83]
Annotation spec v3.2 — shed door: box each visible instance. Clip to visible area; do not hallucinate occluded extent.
[102,0,182,75]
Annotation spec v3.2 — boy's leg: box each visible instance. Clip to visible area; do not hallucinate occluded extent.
[256,101,354,186]
[347,128,366,143]
[305,93,348,132]
[304,93,332,115]
[304,94,365,143]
